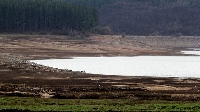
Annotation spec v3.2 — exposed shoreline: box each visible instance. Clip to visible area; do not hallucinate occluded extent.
[0,35,200,100]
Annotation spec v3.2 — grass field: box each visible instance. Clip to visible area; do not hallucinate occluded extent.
[0,96,200,111]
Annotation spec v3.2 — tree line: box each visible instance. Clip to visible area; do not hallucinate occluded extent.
[136,0,200,6]
[0,0,99,34]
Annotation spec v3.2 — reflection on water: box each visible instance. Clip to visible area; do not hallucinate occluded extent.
[31,56,200,78]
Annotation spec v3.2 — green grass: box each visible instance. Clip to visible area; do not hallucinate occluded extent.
[0,96,200,111]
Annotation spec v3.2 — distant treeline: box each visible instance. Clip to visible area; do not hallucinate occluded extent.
[61,0,118,8]
[0,0,99,34]
[136,0,200,6]
[99,0,200,36]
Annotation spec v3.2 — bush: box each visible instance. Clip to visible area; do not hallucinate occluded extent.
[90,26,113,35]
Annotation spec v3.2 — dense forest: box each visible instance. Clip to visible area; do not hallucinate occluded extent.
[0,0,200,36]
[0,0,98,34]
[99,0,200,36]
[61,0,117,8]
[62,0,198,7]
[60,0,200,36]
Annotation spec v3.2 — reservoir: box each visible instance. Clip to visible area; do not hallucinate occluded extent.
[30,56,200,78]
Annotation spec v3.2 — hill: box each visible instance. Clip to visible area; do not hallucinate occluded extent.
[1,0,199,36]
[98,0,200,36]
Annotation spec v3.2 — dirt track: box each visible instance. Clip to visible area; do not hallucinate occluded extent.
[0,34,200,100]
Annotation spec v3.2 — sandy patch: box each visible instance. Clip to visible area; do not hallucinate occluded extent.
[17,76,34,79]
[154,80,166,83]
[146,84,191,91]
[45,77,70,80]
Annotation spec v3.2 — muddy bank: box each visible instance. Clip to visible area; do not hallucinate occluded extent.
[0,35,200,100]
[1,53,200,100]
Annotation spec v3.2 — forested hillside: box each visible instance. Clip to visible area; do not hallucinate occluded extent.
[99,0,200,36]
[0,0,98,34]
[61,0,117,8]
[0,0,199,36]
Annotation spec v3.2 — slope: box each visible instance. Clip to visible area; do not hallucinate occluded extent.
[98,0,200,36]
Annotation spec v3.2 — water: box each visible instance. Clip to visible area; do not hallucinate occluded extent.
[181,51,200,56]
[181,48,200,56]
[30,56,200,78]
